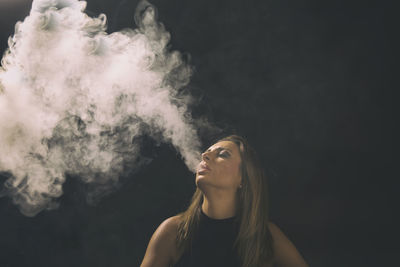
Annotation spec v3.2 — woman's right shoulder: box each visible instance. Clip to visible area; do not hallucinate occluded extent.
[152,215,182,244]
[158,215,182,237]
[140,215,183,267]
[163,215,182,228]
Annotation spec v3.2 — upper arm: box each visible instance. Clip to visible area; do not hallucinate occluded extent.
[140,216,180,267]
[269,222,309,267]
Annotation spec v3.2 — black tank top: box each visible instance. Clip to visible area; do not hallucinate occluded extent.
[173,209,241,267]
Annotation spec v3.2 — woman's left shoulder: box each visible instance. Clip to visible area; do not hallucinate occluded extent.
[267,221,282,235]
[267,221,309,267]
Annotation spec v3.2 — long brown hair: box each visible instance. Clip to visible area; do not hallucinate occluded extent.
[176,135,274,267]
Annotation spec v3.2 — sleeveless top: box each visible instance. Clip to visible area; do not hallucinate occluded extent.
[173,209,241,267]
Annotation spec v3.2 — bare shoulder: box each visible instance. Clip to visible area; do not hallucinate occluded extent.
[160,215,182,234]
[140,215,182,267]
[268,222,309,267]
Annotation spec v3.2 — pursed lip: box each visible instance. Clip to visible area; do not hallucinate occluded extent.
[197,162,211,173]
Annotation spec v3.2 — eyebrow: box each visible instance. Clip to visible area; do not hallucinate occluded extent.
[205,147,232,153]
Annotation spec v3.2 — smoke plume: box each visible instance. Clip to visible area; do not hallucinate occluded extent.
[0,0,203,216]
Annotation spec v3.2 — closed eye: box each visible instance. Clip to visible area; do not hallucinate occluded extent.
[219,152,230,158]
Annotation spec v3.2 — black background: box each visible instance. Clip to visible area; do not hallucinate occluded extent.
[0,0,395,266]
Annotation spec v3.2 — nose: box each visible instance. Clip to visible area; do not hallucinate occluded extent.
[201,151,210,161]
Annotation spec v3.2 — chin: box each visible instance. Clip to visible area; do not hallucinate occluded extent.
[195,174,209,187]
[196,174,220,191]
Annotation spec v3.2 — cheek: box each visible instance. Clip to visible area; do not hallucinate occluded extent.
[218,163,241,180]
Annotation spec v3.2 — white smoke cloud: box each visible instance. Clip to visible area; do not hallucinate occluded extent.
[0,0,203,216]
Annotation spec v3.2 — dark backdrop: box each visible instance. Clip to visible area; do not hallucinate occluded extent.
[0,0,394,266]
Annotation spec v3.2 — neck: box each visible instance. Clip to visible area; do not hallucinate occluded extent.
[201,188,238,219]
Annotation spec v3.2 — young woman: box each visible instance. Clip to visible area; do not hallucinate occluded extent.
[140,135,308,267]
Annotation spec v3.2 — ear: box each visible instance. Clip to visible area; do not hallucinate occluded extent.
[238,178,243,188]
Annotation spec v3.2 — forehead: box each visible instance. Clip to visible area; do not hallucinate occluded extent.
[206,141,239,154]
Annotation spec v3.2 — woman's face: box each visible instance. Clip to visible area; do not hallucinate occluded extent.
[195,140,242,190]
